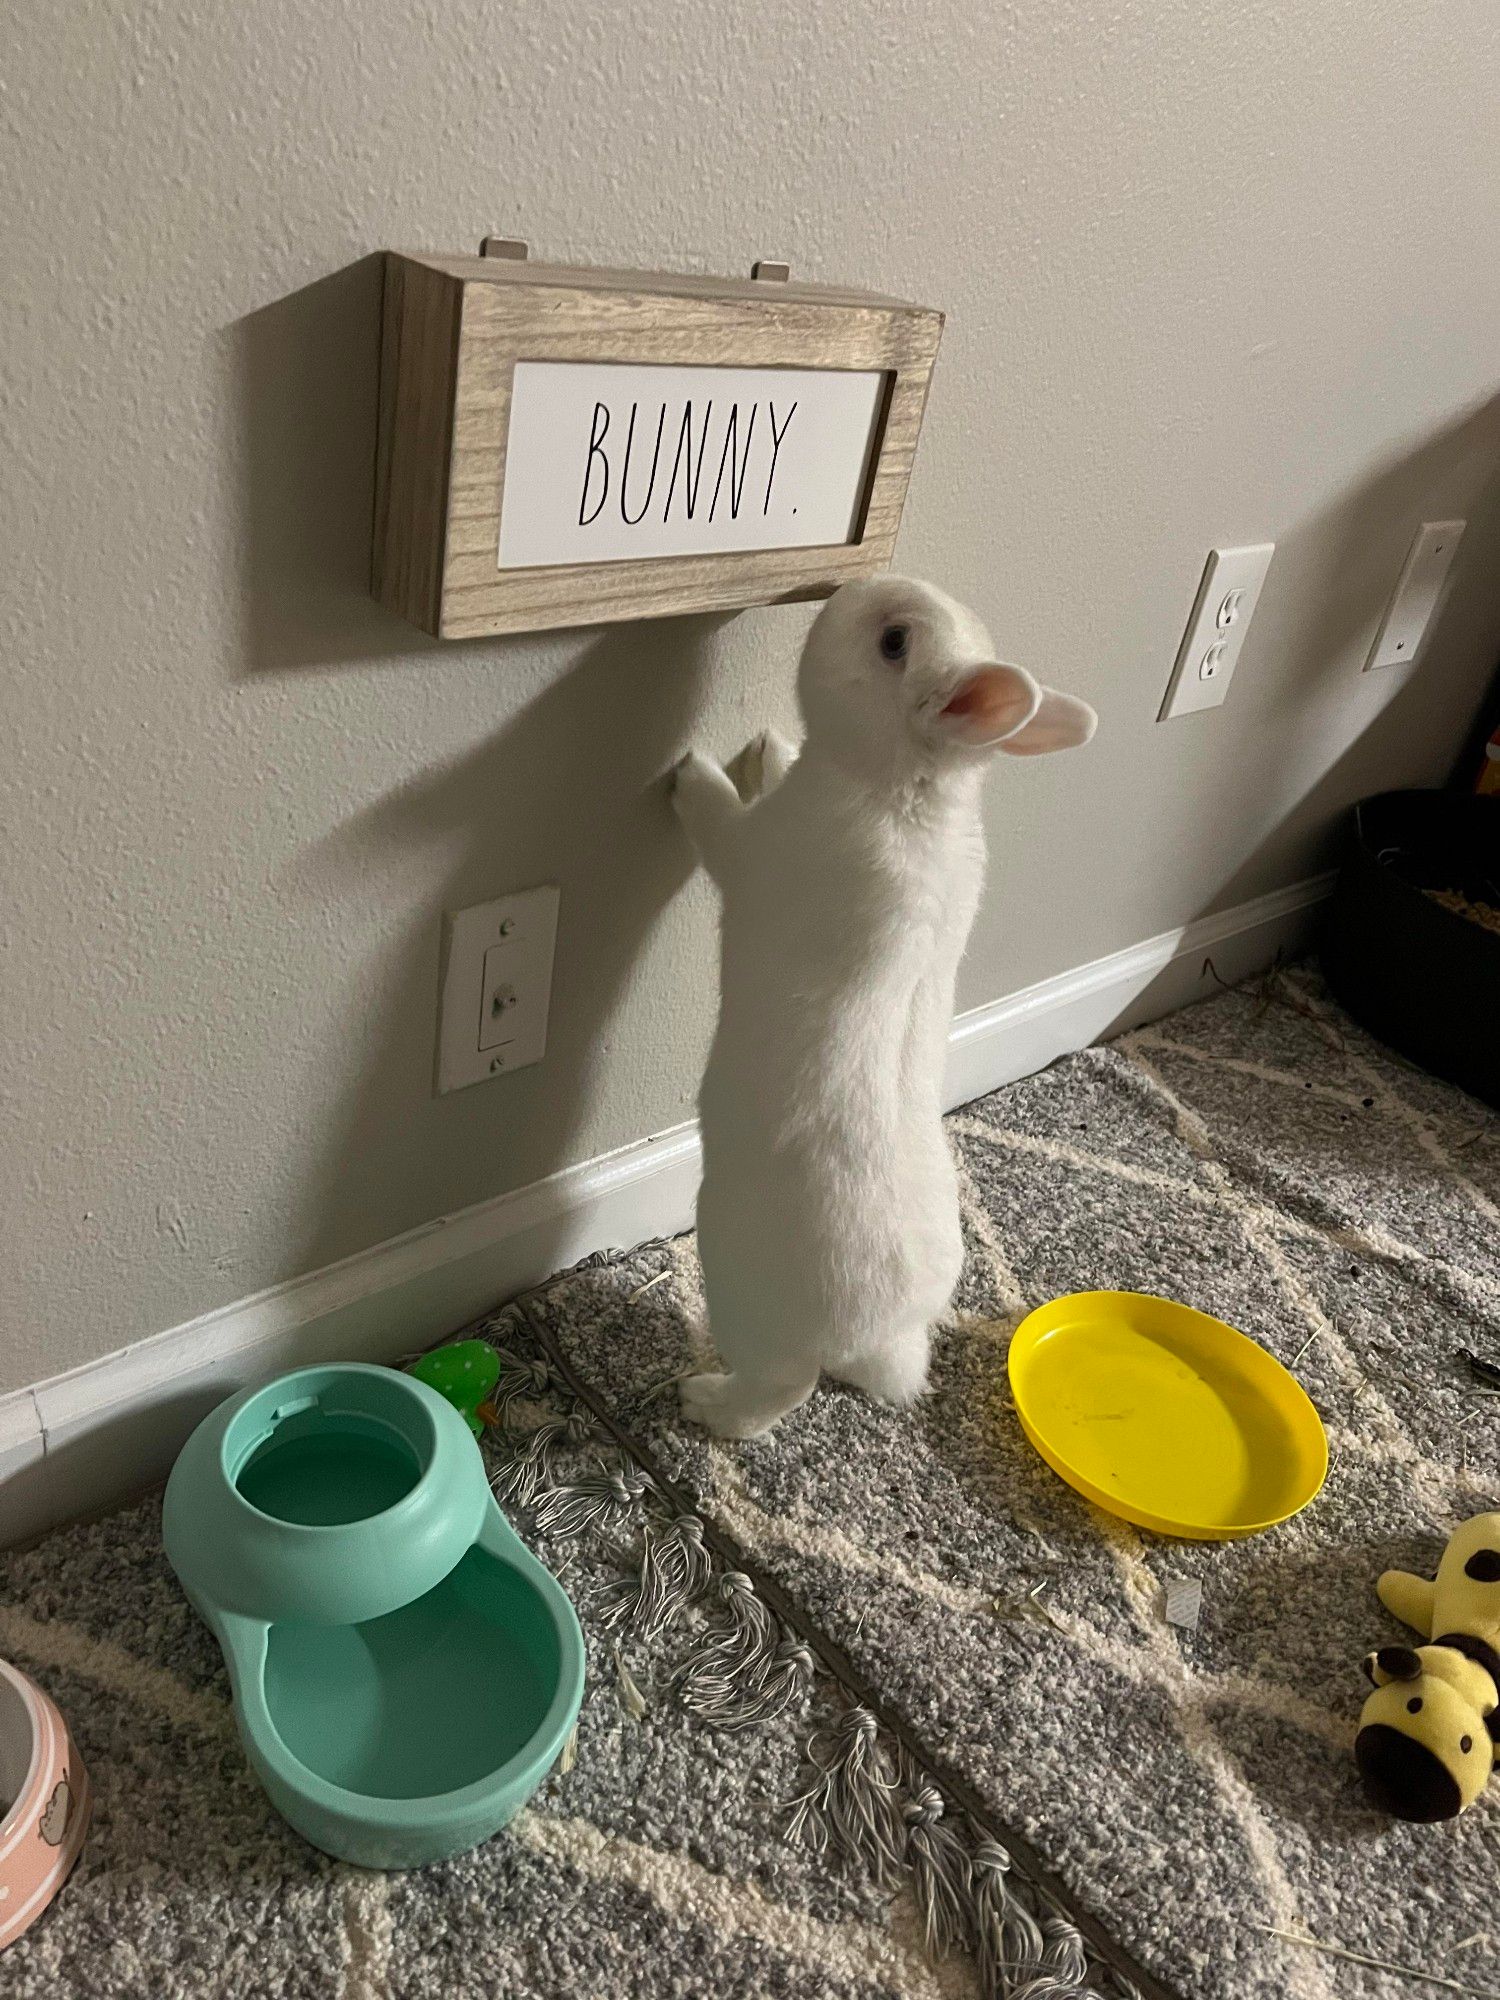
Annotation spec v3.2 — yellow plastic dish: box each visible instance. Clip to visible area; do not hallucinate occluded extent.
[1007,1291,1327,1539]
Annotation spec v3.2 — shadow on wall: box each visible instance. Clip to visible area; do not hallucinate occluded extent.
[0,616,724,1541]
[227,260,1500,1264]
[228,253,430,676]
[223,256,728,1280]
[0,270,740,1543]
[1098,390,1500,1041]
[1234,387,1500,856]
[1187,400,1498,885]
[285,608,722,1278]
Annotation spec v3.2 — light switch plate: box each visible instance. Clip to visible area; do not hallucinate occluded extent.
[1159,543,1276,721]
[435,885,559,1094]
[1365,520,1465,671]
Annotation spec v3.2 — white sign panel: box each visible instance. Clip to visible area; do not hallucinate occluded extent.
[496,361,888,571]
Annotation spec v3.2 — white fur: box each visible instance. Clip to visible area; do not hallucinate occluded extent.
[670,577,1097,1437]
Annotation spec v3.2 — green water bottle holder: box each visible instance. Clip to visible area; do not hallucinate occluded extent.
[164,1362,584,1868]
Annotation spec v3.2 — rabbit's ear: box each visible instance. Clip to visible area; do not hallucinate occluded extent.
[998,688,1097,757]
[937,664,1041,746]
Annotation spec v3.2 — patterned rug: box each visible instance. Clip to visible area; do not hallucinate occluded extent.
[3,967,1497,1998]
[0,1328,1140,1994]
[523,967,1500,2000]
[0,1439,980,1999]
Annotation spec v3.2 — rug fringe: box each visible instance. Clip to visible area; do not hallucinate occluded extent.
[482,1345,556,1421]
[783,1705,908,1888]
[675,1571,814,1730]
[972,1835,1051,1998]
[1036,1911,1094,1993]
[531,1464,650,1538]
[970,1834,1117,2000]
[488,1409,598,1508]
[902,1775,974,1960]
[598,1514,714,1640]
[475,1297,1137,2000]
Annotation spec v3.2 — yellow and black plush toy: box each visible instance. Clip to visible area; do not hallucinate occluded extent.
[1358,1512,1500,1821]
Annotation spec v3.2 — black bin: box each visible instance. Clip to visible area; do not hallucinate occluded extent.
[1321,789,1500,1110]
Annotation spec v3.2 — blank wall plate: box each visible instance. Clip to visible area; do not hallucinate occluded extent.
[435,885,559,1094]
[1159,543,1275,721]
[1365,520,1465,671]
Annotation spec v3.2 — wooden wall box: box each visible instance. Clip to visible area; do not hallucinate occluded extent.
[372,250,944,640]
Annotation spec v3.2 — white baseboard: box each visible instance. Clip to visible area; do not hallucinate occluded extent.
[941,871,1335,1108]
[0,872,1332,1545]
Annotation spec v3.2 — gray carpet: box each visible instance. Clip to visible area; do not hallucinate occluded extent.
[0,1409,974,1998]
[526,967,1500,2000]
[4,967,1498,1998]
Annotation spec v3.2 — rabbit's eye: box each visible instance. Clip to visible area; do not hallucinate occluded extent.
[879,624,910,665]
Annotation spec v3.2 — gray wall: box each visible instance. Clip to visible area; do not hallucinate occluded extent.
[5,0,1499,1392]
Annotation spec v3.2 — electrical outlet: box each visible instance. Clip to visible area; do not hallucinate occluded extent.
[1158,543,1276,721]
[1365,520,1465,671]
[435,886,559,1094]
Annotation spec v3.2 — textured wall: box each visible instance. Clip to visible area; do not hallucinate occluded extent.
[4,0,1499,1391]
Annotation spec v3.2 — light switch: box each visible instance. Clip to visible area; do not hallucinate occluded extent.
[1365,521,1465,671]
[435,885,559,1094]
[1159,544,1275,721]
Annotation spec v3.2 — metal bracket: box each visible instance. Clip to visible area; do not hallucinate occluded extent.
[751,259,790,283]
[480,237,530,261]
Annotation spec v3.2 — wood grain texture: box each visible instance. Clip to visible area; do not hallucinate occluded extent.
[372,251,943,640]
[371,255,463,633]
[401,248,923,314]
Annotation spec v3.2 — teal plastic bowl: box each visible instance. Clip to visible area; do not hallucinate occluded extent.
[163,1363,583,1869]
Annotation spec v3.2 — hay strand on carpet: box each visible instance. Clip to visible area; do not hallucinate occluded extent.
[1250,1923,1500,1997]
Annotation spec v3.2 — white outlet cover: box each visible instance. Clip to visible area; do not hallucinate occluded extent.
[435,885,559,1094]
[1159,543,1275,721]
[1365,520,1465,671]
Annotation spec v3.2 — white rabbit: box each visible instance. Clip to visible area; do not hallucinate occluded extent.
[670,577,1096,1437]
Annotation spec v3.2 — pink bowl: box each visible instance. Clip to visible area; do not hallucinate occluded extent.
[0,1657,90,1952]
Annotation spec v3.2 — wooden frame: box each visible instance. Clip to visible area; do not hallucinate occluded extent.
[372,250,944,640]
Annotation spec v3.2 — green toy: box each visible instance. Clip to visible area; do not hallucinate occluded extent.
[406,1339,502,1434]
[163,1362,583,1868]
